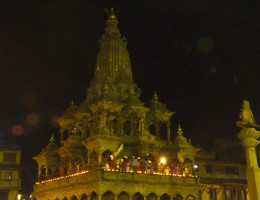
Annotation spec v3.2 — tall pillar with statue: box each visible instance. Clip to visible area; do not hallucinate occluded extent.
[236,100,260,200]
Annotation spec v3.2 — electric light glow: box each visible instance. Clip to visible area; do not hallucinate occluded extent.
[160,157,167,165]
[36,169,197,185]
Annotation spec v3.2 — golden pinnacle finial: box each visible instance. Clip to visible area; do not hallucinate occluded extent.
[70,100,74,107]
[49,133,55,143]
[153,91,159,101]
[108,8,116,19]
[106,8,118,26]
[177,124,183,136]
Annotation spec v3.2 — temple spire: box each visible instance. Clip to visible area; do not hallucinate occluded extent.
[177,124,183,136]
[87,7,137,102]
[106,8,118,26]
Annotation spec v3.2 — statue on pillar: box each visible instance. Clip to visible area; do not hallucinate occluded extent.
[236,100,260,129]
[236,100,260,200]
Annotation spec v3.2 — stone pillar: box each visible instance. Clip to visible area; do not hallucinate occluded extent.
[237,127,260,200]
[167,123,171,142]
[60,127,64,145]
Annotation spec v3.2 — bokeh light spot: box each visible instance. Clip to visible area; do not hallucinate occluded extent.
[11,125,24,136]
[198,36,215,53]
[50,115,60,128]
[26,113,40,126]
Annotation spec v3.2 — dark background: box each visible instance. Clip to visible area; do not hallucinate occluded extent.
[0,0,260,194]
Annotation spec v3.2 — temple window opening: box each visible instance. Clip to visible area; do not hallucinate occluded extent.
[205,164,215,173]
[71,195,78,200]
[123,121,131,135]
[173,194,183,200]
[147,193,158,200]
[80,194,87,200]
[160,193,171,200]
[159,123,167,140]
[90,192,98,200]
[118,192,130,200]
[63,129,69,141]
[102,191,114,200]
[183,158,193,176]
[148,123,156,136]
[102,150,114,171]
[133,192,144,200]
[225,165,239,175]
[209,188,217,200]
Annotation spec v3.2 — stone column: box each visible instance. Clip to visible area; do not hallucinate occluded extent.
[37,166,41,180]
[167,123,171,142]
[237,127,260,200]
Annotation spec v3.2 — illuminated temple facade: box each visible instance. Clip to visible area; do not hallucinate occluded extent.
[33,9,249,200]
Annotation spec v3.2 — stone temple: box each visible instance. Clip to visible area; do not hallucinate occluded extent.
[33,9,249,200]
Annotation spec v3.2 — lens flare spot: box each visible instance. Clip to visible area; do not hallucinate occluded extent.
[26,113,40,126]
[11,125,24,136]
[50,115,60,128]
[198,36,215,53]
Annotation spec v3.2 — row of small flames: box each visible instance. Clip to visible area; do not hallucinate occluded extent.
[36,169,197,185]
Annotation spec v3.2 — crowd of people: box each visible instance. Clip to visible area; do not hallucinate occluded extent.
[103,155,192,176]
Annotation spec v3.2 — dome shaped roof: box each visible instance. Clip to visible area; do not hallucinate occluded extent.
[66,128,83,149]
[45,134,59,152]
[173,125,188,146]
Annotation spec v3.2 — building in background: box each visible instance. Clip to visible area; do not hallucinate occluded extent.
[33,9,249,200]
[0,141,21,200]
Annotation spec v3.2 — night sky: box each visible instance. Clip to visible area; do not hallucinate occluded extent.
[0,0,260,194]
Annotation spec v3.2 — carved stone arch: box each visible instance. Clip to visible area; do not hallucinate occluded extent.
[52,166,60,177]
[102,191,115,200]
[90,192,98,200]
[40,166,46,179]
[183,158,193,176]
[173,194,183,200]
[123,120,131,135]
[89,151,98,169]
[185,194,196,199]
[133,192,144,200]
[159,193,170,200]
[159,122,167,140]
[102,150,114,170]
[80,193,87,200]
[147,192,157,200]
[148,123,156,136]
[47,168,52,176]
[71,195,78,200]
[118,191,130,200]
